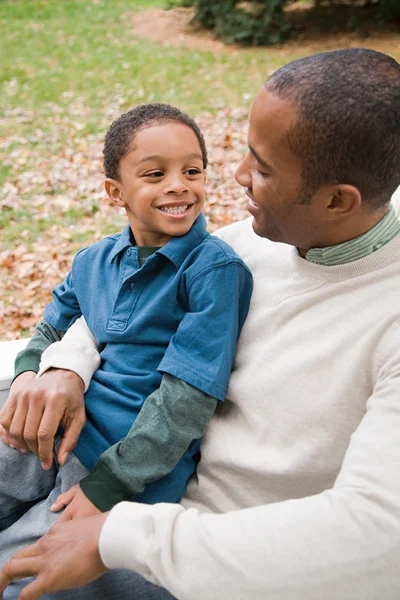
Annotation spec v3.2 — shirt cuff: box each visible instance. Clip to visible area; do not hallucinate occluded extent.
[99,501,183,584]
[37,341,101,392]
[80,463,135,512]
[14,350,42,379]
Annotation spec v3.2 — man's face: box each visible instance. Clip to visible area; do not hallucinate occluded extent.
[235,86,324,251]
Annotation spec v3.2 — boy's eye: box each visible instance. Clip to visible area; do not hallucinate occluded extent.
[144,171,164,178]
[185,168,202,176]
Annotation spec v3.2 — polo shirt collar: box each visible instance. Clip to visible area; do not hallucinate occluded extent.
[156,213,208,267]
[109,225,134,263]
[109,213,208,267]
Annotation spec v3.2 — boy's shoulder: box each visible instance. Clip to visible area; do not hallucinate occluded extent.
[73,230,126,262]
[186,229,252,277]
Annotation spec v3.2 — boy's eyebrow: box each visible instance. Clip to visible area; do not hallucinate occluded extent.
[138,152,203,164]
[248,145,272,171]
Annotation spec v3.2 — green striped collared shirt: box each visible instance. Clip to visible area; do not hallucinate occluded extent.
[305,205,400,266]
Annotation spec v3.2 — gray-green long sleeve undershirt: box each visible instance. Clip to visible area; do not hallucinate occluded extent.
[14,321,65,378]
[14,321,218,512]
[80,373,217,511]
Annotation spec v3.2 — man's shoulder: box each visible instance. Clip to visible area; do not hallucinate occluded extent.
[212,217,280,264]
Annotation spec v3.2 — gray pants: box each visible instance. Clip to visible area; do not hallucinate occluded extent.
[0,441,175,600]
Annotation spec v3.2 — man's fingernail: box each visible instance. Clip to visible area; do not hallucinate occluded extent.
[60,453,68,465]
[19,448,27,454]
[9,444,15,449]
[41,462,49,470]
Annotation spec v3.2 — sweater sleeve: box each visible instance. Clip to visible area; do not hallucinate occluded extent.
[14,321,65,379]
[99,325,400,600]
[37,315,101,392]
[80,373,217,511]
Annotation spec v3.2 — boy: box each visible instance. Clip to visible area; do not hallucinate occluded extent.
[0,103,252,562]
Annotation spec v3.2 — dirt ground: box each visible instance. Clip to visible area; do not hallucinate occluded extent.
[131,5,400,56]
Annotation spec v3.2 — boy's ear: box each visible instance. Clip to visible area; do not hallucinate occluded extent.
[105,178,125,207]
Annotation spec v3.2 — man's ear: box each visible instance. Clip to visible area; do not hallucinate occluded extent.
[325,184,362,220]
[105,178,125,207]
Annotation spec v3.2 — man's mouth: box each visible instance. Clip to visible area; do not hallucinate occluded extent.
[245,190,257,207]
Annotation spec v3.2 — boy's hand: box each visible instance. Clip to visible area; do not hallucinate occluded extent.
[0,513,108,600]
[0,368,86,470]
[51,484,102,521]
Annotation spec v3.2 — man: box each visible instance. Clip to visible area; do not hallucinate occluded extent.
[1,48,400,600]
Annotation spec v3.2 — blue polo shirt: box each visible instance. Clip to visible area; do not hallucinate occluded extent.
[44,214,253,503]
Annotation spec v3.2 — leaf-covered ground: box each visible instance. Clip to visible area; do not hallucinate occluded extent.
[0,105,250,339]
[1,0,399,340]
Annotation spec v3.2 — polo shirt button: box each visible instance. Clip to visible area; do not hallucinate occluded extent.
[130,282,134,289]
[127,249,132,256]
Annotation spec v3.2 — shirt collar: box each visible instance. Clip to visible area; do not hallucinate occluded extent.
[109,225,134,262]
[156,213,208,267]
[305,205,400,266]
[109,213,208,266]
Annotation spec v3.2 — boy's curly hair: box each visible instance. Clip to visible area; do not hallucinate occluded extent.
[103,103,208,181]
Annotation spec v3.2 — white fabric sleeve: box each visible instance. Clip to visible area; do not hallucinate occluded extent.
[99,327,400,600]
[37,316,100,392]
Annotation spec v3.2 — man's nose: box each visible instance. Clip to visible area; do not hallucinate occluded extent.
[235,153,252,189]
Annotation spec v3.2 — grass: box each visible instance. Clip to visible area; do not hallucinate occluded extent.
[1,0,399,250]
[0,0,311,123]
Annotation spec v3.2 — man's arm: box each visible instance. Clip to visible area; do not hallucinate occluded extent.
[0,269,101,468]
[13,321,66,379]
[4,337,399,600]
[96,323,400,600]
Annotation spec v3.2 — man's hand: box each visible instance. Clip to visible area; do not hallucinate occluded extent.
[51,484,102,522]
[0,513,109,600]
[0,369,86,470]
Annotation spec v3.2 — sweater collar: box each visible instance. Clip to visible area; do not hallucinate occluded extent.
[305,205,400,266]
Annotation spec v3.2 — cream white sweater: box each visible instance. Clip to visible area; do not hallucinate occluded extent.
[99,214,400,600]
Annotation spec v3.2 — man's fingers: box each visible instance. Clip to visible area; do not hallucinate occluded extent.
[57,413,86,465]
[18,575,52,600]
[0,397,17,431]
[23,405,45,456]
[37,406,63,470]
[7,399,30,451]
[0,557,38,592]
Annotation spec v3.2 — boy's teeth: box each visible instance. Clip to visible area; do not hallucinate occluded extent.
[160,205,188,214]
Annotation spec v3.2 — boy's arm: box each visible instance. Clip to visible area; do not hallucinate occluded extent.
[79,373,217,511]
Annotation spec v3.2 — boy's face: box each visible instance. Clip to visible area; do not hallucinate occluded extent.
[105,122,206,247]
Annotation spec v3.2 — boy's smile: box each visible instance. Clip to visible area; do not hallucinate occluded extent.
[105,122,207,247]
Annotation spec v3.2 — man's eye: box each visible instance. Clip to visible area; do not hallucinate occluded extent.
[254,169,269,179]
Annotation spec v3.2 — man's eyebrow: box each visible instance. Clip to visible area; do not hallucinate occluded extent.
[137,153,203,164]
[248,145,272,171]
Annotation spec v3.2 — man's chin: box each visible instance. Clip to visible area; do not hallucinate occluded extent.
[251,216,271,240]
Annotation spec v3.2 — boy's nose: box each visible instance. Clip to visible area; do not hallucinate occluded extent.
[165,175,189,194]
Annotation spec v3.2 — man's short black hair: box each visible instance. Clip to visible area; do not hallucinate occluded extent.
[104,103,208,181]
[266,49,400,209]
